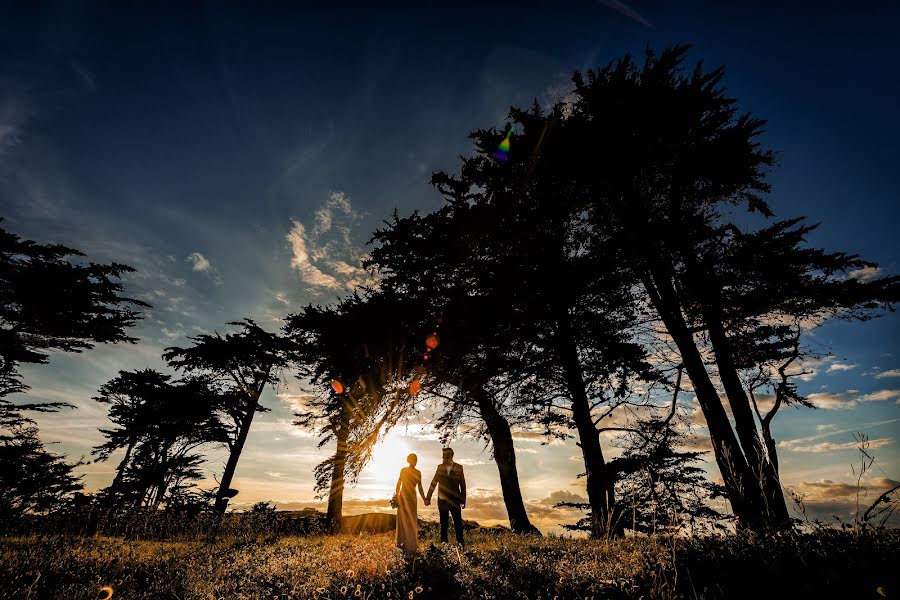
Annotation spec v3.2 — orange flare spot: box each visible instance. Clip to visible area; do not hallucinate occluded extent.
[330,379,344,394]
[409,378,422,396]
[425,333,440,350]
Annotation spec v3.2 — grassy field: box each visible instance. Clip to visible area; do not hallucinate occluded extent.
[1,526,898,599]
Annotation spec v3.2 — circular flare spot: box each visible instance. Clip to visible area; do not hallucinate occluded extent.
[331,379,344,394]
[98,586,114,600]
[425,333,440,350]
[409,379,422,396]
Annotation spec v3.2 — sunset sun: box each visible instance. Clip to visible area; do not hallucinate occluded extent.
[365,429,414,484]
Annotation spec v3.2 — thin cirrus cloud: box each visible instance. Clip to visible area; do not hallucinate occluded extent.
[778,417,899,453]
[875,369,900,379]
[780,437,894,453]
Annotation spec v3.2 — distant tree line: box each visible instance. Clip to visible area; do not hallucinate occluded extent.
[1,45,897,539]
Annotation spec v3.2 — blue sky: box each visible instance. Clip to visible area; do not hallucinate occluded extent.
[2,1,898,531]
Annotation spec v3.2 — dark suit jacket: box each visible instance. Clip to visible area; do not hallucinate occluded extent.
[429,462,466,506]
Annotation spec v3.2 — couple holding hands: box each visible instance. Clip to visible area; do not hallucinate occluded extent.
[393,447,466,554]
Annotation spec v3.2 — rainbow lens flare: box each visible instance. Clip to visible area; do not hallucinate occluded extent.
[493,128,512,161]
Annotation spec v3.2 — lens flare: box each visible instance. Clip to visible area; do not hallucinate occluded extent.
[425,333,440,350]
[98,586,114,600]
[331,379,344,394]
[408,378,422,396]
[493,128,512,161]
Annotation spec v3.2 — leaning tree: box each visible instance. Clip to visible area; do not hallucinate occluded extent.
[531,44,900,530]
[92,369,230,512]
[163,318,294,515]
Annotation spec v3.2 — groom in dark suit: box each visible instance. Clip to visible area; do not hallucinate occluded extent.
[426,447,466,547]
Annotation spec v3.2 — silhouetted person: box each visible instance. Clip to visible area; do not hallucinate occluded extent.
[426,447,466,548]
[394,453,426,555]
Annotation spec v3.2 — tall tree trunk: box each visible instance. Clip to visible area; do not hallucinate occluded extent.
[215,366,272,515]
[704,317,789,527]
[473,387,541,535]
[326,400,350,533]
[87,439,136,535]
[553,302,618,539]
[641,269,769,529]
[109,439,135,499]
[683,250,790,528]
[215,403,255,514]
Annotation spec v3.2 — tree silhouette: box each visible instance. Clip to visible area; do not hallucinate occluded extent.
[284,292,416,532]
[368,210,547,534]
[0,218,146,523]
[162,319,294,515]
[92,368,173,506]
[521,44,900,529]
[373,105,659,537]
[0,218,149,420]
[0,423,84,517]
[92,369,229,513]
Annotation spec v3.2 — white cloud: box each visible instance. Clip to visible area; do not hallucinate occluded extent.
[827,363,857,373]
[802,388,897,410]
[286,219,342,289]
[860,389,900,402]
[185,252,223,285]
[815,424,837,432]
[875,369,900,379]
[286,191,378,294]
[848,265,881,283]
[807,391,857,410]
[186,252,211,272]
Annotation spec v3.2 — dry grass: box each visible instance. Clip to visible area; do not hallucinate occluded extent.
[1,527,897,599]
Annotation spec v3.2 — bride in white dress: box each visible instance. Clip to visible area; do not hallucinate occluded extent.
[394,453,426,555]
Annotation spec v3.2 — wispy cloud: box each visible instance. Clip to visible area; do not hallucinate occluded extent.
[875,369,900,379]
[859,389,900,402]
[286,191,378,294]
[827,363,857,373]
[804,388,900,410]
[595,0,653,28]
[778,418,900,453]
[780,437,894,453]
